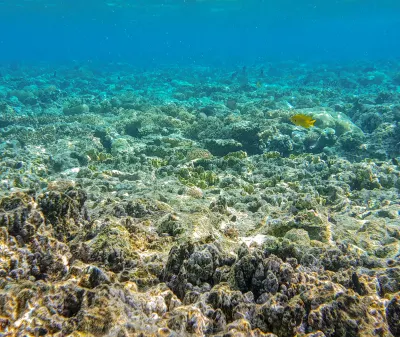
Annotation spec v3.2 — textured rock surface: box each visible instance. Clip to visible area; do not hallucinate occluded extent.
[1,61,400,336]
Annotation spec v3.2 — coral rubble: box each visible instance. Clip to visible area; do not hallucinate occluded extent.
[0,61,399,336]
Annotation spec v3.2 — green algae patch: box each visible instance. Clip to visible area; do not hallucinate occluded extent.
[185,147,213,161]
[263,151,281,159]
[262,210,331,243]
[161,136,193,148]
[84,222,140,272]
[157,214,184,237]
[284,228,311,246]
[242,183,255,195]
[177,166,219,189]
[86,149,114,163]
[223,151,248,160]
[149,157,169,168]
[63,103,90,116]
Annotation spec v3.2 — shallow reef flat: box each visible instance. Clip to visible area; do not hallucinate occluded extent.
[0,61,399,336]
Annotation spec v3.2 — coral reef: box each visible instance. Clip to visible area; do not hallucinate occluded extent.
[0,61,400,336]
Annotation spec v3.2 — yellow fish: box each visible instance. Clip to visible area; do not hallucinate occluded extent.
[256,81,262,88]
[290,114,316,128]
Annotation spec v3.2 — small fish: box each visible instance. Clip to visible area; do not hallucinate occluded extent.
[226,98,237,110]
[290,114,316,128]
[256,81,262,88]
[363,66,376,72]
[286,101,294,109]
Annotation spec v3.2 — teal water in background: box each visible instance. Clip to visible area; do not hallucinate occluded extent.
[1,0,400,65]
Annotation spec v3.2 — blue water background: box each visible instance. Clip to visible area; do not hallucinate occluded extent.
[0,0,399,65]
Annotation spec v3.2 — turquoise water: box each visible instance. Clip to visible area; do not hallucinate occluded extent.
[1,0,400,63]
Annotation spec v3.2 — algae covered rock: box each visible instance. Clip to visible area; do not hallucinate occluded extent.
[0,191,73,280]
[204,138,243,156]
[264,209,332,243]
[157,213,184,236]
[0,192,44,242]
[75,221,139,272]
[284,228,311,245]
[63,103,89,115]
[38,188,89,242]
[163,242,228,299]
[253,296,305,337]
[269,134,294,156]
[230,120,261,154]
[230,250,296,299]
[386,294,400,336]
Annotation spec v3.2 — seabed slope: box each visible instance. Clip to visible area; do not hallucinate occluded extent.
[0,61,400,336]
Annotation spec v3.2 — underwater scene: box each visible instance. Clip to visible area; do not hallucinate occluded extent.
[1,1,400,336]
